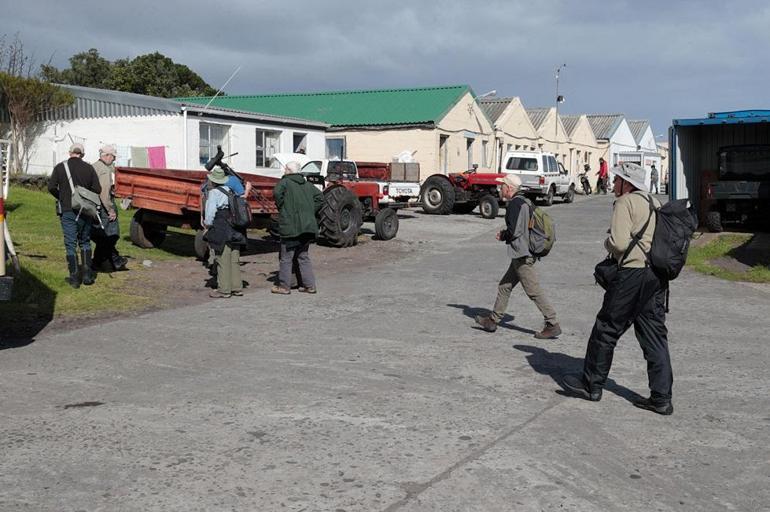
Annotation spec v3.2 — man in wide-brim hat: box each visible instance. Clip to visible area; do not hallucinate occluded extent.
[202,167,246,298]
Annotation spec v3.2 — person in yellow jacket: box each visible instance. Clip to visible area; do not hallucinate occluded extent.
[563,163,673,415]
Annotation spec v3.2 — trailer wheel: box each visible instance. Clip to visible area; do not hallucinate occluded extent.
[130,210,167,248]
[478,194,499,219]
[421,176,455,215]
[543,186,555,207]
[194,230,210,260]
[319,185,362,248]
[374,208,399,240]
[705,210,723,233]
[453,202,477,214]
[563,185,575,204]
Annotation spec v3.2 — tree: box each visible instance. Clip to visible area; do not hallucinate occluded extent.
[45,50,217,98]
[41,48,112,89]
[0,34,74,175]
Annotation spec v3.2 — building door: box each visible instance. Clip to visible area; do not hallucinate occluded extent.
[466,137,474,169]
[439,135,448,174]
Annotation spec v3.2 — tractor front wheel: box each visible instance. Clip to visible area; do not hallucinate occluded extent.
[478,194,499,219]
[374,208,399,240]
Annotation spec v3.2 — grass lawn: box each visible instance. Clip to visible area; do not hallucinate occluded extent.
[1,185,195,326]
[687,233,770,283]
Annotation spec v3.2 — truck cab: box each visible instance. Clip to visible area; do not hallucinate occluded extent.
[301,159,421,208]
[501,150,575,205]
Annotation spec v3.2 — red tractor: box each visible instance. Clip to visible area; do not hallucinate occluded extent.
[420,167,506,219]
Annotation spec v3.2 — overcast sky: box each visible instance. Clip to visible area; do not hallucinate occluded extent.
[3,0,769,137]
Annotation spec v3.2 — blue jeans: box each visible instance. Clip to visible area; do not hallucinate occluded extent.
[60,210,93,256]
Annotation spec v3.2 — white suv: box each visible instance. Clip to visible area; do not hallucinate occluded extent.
[502,150,576,205]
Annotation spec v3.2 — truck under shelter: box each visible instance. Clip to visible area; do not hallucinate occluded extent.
[670,110,770,225]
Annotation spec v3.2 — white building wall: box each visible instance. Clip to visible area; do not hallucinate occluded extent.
[607,120,638,167]
[26,115,182,175]
[25,114,326,175]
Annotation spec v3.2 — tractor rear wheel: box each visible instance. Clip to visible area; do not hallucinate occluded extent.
[130,209,167,248]
[478,194,499,219]
[421,176,455,215]
[374,208,399,240]
[319,186,363,247]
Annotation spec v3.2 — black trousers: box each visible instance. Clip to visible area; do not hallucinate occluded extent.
[583,267,673,402]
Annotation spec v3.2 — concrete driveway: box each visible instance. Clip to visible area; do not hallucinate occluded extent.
[1,195,768,511]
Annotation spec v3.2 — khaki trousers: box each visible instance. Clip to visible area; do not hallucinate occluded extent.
[215,245,242,294]
[491,257,557,324]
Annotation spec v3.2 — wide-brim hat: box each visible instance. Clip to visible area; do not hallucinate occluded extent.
[615,162,647,191]
[207,167,228,185]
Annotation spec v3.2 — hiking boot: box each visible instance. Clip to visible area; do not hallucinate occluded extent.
[298,286,317,294]
[65,254,81,289]
[633,397,673,416]
[562,374,602,402]
[271,286,290,295]
[231,290,243,297]
[209,290,231,298]
[80,248,95,286]
[111,254,128,271]
[474,314,497,333]
[535,322,561,339]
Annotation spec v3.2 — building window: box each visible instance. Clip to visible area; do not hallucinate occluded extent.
[199,122,230,166]
[293,132,307,154]
[256,129,281,167]
[466,137,474,169]
[482,140,488,168]
[439,135,449,173]
[326,137,346,159]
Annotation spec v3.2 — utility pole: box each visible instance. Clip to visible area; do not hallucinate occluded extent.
[554,63,566,165]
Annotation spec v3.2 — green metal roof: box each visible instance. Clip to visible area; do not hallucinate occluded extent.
[177,85,471,128]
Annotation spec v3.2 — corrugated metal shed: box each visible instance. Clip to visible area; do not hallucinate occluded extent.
[178,85,471,128]
[561,115,580,137]
[45,84,180,120]
[525,108,550,130]
[38,84,328,128]
[628,120,649,144]
[478,97,512,124]
[586,114,625,140]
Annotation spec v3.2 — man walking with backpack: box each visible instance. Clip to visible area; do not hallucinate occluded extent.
[475,174,561,339]
[562,163,674,415]
[271,161,323,295]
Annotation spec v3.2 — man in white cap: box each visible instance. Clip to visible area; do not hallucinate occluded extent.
[562,162,674,415]
[91,144,128,271]
[47,143,102,288]
[475,174,561,339]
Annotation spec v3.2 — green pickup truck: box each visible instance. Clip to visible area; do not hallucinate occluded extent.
[706,145,770,232]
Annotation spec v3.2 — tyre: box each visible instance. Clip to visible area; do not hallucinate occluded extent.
[319,185,363,247]
[452,202,477,215]
[130,210,167,248]
[478,194,499,219]
[705,210,723,233]
[374,208,399,240]
[420,175,455,215]
[194,229,209,260]
[563,185,575,203]
[543,186,554,207]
